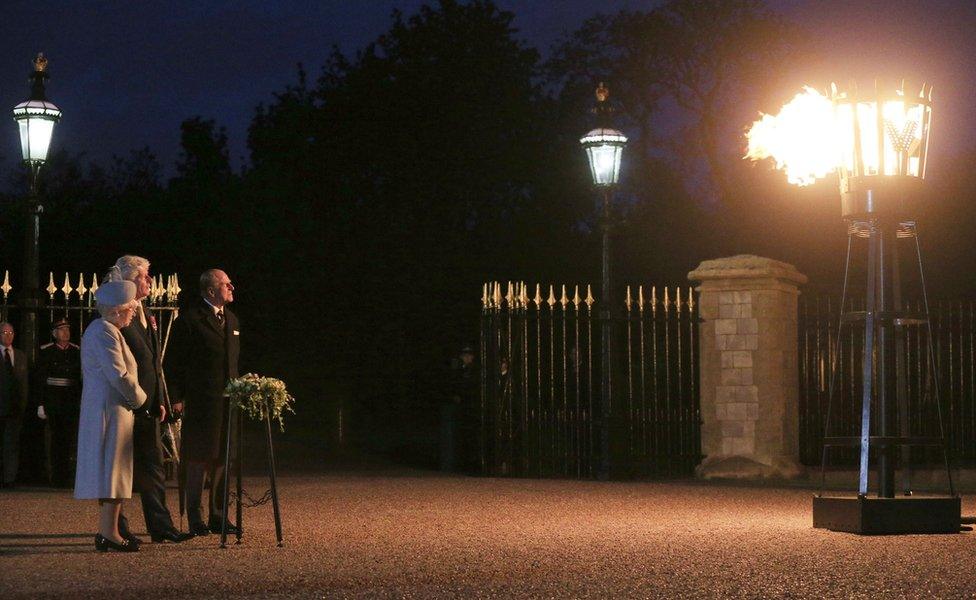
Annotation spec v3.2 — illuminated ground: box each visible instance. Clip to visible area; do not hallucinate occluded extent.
[1,471,974,598]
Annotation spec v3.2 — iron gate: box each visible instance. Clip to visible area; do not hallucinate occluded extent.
[799,295,975,466]
[480,281,701,479]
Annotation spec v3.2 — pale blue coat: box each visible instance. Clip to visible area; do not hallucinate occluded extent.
[74,318,146,499]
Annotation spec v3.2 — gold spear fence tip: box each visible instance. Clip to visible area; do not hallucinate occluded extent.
[89,274,99,294]
[1,271,11,299]
[493,281,502,308]
[560,284,569,308]
[572,285,580,308]
[651,286,658,312]
[585,284,594,309]
[687,287,695,310]
[76,273,87,297]
[520,281,529,307]
[46,273,57,297]
[638,285,645,312]
[547,284,556,308]
[676,287,683,313]
[533,283,542,307]
[61,273,73,297]
[481,283,488,308]
[505,281,514,308]
[663,286,671,312]
[625,286,632,311]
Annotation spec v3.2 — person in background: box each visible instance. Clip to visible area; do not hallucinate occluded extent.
[35,318,81,488]
[0,322,29,487]
[447,346,478,474]
[74,280,145,552]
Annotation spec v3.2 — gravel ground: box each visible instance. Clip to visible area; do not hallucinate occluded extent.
[1,472,975,599]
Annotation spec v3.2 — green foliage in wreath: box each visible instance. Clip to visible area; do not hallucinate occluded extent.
[225,373,296,431]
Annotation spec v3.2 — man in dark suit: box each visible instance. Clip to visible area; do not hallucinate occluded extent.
[165,268,240,536]
[0,322,29,487]
[114,255,192,543]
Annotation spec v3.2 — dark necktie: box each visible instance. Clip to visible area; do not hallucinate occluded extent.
[3,348,11,368]
[216,310,225,326]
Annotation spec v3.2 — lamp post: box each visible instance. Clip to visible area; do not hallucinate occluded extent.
[12,53,61,363]
[813,80,959,534]
[580,83,627,480]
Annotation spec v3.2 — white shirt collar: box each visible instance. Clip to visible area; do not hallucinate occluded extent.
[203,298,224,315]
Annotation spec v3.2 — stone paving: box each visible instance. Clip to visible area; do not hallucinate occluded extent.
[1,473,975,598]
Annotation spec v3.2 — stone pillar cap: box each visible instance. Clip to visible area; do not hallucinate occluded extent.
[688,255,808,285]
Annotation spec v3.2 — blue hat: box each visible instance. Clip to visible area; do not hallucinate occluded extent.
[95,280,136,306]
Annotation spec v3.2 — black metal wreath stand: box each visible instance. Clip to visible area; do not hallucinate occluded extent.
[219,398,284,548]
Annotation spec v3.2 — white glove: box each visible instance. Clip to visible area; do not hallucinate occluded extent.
[37,405,47,420]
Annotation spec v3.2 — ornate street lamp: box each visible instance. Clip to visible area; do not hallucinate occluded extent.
[12,53,61,363]
[580,83,627,480]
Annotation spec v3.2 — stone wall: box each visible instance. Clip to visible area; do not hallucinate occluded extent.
[688,255,807,479]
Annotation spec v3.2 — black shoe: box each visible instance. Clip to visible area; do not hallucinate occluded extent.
[209,519,242,535]
[95,533,139,552]
[121,531,143,546]
[188,522,211,536]
[117,520,142,547]
[150,528,195,543]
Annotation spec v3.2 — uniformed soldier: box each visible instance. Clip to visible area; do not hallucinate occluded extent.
[35,318,81,487]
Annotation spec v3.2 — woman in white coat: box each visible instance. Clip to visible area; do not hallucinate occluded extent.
[74,280,147,552]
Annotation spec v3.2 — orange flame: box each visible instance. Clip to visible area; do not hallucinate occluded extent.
[744,87,839,186]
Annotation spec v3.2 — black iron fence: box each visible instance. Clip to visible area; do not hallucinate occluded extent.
[799,295,975,466]
[0,269,183,344]
[480,281,700,479]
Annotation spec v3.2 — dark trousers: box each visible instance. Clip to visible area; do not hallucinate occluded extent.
[48,414,78,487]
[132,417,175,534]
[185,461,227,526]
[1,416,21,484]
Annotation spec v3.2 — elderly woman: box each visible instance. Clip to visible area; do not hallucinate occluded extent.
[74,280,146,552]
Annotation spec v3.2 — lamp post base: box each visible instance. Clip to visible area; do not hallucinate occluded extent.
[813,496,960,535]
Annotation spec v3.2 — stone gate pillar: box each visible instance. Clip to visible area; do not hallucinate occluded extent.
[688,255,808,479]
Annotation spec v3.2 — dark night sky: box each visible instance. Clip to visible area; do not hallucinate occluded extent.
[2,0,975,183]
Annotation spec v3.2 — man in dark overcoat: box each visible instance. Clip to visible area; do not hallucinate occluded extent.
[164,268,240,536]
[34,318,81,487]
[113,255,191,543]
[0,322,29,487]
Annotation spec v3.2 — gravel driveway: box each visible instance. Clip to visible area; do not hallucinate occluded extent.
[2,473,975,598]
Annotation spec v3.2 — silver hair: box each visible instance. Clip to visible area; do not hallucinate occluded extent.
[199,269,222,295]
[112,255,150,282]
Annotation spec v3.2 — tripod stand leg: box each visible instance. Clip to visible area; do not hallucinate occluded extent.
[265,411,284,547]
[858,223,879,497]
[891,227,911,495]
[235,406,243,544]
[915,231,956,496]
[821,231,856,496]
[220,399,233,549]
